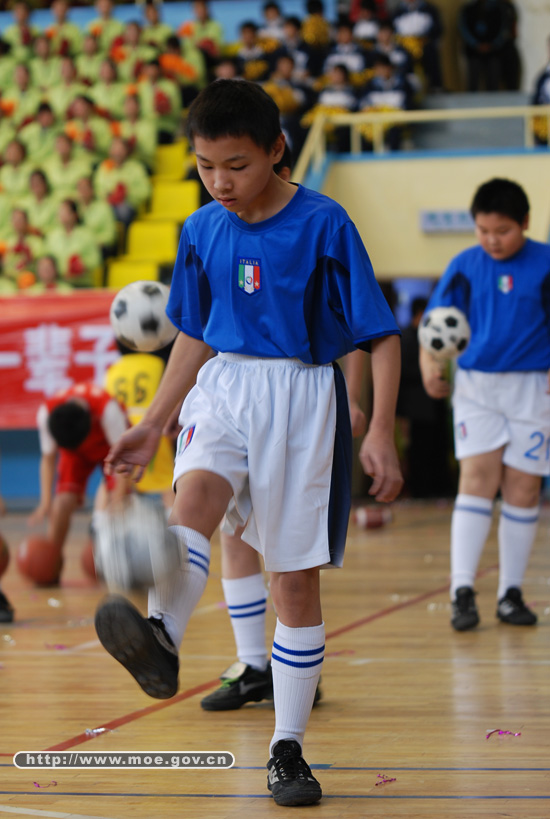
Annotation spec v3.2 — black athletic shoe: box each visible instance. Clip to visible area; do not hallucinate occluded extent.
[451,586,479,631]
[267,739,322,807]
[95,595,179,698]
[497,587,538,626]
[201,661,273,711]
[0,591,14,623]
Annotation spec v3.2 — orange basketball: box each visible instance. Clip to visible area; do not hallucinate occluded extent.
[16,537,63,586]
[81,537,97,580]
[353,506,392,530]
[0,535,10,577]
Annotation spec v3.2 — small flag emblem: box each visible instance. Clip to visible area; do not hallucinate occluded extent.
[498,275,513,294]
[457,422,467,440]
[178,425,195,454]
[238,257,261,294]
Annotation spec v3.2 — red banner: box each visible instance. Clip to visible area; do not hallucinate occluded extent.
[0,292,120,428]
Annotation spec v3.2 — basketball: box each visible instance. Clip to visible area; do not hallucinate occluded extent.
[16,537,63,586]
[0,535,10,577]
[353,506,392,529]
[81,537,97,580]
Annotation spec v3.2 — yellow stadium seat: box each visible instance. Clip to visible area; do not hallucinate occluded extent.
[120,220,180,264]
[107,260,159,289]
[143,180,200,222]
[153,139,190,180]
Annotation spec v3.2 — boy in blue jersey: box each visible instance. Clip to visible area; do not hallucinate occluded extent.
[421,178,550,632]
[95,79,403,807]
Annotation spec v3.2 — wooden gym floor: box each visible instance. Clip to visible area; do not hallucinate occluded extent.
[0,500,549,819]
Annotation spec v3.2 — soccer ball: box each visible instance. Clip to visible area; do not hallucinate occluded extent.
[92,494,181,591]
[110,281,178,352]
[418,306,471,361]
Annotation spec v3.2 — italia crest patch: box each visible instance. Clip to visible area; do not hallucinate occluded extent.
[178,425,195,454]
[238,257,261,294]
[498,275,513,294]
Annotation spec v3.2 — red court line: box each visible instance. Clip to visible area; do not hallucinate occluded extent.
[15,562,494,755]
[45,678,221,752]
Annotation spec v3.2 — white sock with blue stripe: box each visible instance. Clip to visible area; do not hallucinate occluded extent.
[269,619,325,755]
[450,494,493,598]
[221,573,268,671]
[497,502,539,600]
[148,525,210,649]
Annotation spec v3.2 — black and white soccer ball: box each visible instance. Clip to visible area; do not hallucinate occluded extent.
[92,495,181,591]
[418,306,471,361]
[109,280,178,352]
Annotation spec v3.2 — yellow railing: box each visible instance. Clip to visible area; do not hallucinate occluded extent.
[292,104,550,185]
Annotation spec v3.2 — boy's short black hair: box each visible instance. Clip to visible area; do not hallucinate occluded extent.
[470,178,529,224]
[186,79,282,153]
[48,402,91,450]
[307,1,324,14]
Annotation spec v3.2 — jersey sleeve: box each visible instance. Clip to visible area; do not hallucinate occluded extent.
[325,220,400,348]
[426,254,472,317]
[36,404,57,456]
[166,221,212,341]
[100,400,129,446]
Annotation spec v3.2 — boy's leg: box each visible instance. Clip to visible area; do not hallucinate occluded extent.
[495,466,541,625]
[201,529,272,711]
[450,449,502,630]
[95,470,233,699]
[265,567,323,807]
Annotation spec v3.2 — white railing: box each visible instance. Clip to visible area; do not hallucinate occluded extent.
[292,104,550,185]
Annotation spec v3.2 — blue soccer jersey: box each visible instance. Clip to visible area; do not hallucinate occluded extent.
[167,185,399,365]
[427,239,550,372]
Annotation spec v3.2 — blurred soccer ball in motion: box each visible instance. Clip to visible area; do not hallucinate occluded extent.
[110,280,178,352]
[418,306,470,361]
[93,495,181,591]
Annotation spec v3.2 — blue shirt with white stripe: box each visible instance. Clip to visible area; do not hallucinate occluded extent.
[167,184,399,365]
[427,239,550,372]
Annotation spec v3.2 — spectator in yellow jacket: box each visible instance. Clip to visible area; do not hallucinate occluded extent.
[112,94,157,170]
[89,59,128,119]
[76,176,118,256]
[46,0,83,58]
[76,34,104,86]
[26,255,74,294]
[29,35,61,92]
[44,199,101,288]
[18,170,60,238]
[3,1,39,62]
[65,95,113,161]
[47,57,87,120]
[94,137,151,227]
[42,133,94,200]
[4,64,42,128]
[0,208,44,284]
[138,59,182,143]
[19,103,63,166]
[87,0,125,54]
[0,140,33,203]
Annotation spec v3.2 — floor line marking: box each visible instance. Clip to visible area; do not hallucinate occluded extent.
[30,563,495,753]
[0,804,119,818]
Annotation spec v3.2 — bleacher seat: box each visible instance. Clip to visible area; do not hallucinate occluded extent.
[143,179,200,222]
[153,139,190,181]
[107,260,160,289]
[118,220,180,264]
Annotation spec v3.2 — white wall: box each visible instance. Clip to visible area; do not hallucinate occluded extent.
[518,0,550,93]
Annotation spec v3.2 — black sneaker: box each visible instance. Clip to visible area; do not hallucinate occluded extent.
[0,591,14,623]
[267,739,322,807]
[201,661,273,711]
[95,595,179,699]
[451,586,479,631]
[497,587,538,626]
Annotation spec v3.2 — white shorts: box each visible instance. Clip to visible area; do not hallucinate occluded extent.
[173,354,352,572]
[452,369,550,476]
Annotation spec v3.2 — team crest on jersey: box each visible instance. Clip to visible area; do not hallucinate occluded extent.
[498,275,513,294]
[238,257,261,295]
[178,425,195,454]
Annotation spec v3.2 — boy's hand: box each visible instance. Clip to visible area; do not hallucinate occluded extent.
[421,353,451,399]
[104,420,162,482]
[359,429,403,503]
[349,400,367,438]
